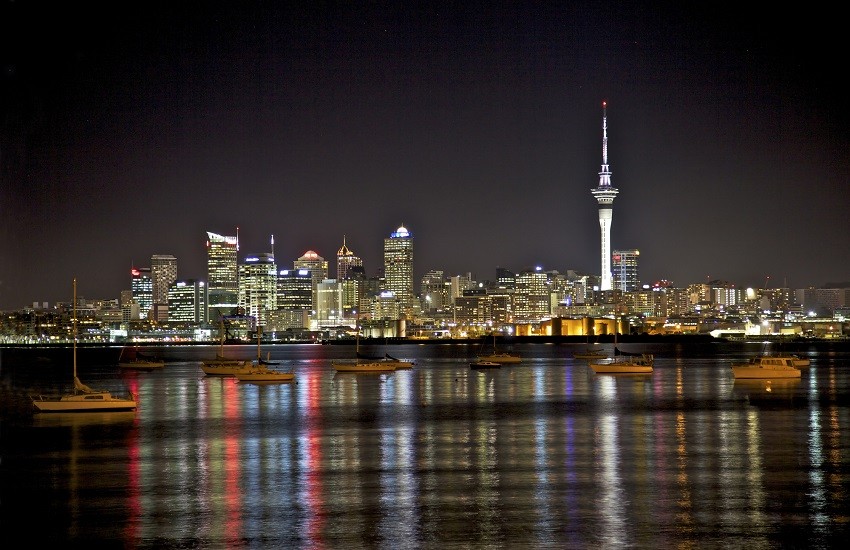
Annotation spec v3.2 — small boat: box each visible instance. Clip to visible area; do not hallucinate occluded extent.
[589,354,654,374]
[731,356,801,379]
[384,353,414,369]
[573,349,608,360]
[477,332,521,363]
[332,316,399,373]
[201,320,251,376]
[118,347,165,370]
[32,279,137,413]
[470,360,501,369]
[235,328,295,382]
[235,366,295,383]
[589,317,653,374]
[759,353,809,368]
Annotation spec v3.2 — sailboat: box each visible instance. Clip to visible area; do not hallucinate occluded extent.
[589,312,653,374]
[200,319,251,376]
[32,279,138,412]
[573,329,607,360]
[332,317,397,373]
[118,346,165,370]
[235,328,295,383]
[476,332,522,363]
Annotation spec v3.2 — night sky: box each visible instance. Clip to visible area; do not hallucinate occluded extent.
[2,1,847,310]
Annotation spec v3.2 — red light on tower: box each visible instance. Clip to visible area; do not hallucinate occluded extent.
[131,268,140,277]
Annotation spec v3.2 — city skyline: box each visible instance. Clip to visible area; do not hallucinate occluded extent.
[2,2,847,310]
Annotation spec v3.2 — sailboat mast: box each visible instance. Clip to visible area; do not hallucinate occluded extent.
[72,278,77,381]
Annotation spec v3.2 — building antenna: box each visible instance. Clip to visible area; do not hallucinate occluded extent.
[271,234,275,258]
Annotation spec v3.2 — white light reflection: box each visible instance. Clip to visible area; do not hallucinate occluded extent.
[597,413,626,546]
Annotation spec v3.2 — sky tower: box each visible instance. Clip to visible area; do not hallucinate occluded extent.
[591,101,619,291]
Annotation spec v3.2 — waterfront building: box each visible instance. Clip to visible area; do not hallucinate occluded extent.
[383,224,414,318]
[591,101,619,291]
[206,231,239,323]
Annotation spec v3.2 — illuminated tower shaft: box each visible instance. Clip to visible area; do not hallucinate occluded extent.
[590,101,619,291]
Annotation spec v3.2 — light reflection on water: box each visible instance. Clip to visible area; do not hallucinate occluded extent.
[1,342,849,548]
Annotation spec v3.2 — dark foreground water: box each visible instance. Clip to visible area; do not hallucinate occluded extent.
[2,340,849,549]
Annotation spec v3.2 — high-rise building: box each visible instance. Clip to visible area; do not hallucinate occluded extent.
[420,270,449,313]
[612,249,640,292]
[167,279,207,324]
[591,101,619,291]
[206,231,239,323]
[514,266,552,324]
[238,253,277,327]
[151,254,178,306]
[130,267,153,319]
[294,250,328,312]
[336,236,363,280]
[383,225,414,317]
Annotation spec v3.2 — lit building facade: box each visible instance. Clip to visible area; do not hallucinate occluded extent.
[612,249,640,292]
[514,267,552,324]
[130,267,153,320]
[151,254,178,306]
[336,236,363,280]
[383,225,414,317]
[206,231,239,323]
[238,253,277,327]
[294,250,328,313]
[167,279,207,324]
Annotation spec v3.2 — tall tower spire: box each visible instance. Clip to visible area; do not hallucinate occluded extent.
[591,101,619,292]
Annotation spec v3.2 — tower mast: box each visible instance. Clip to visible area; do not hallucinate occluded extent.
[591,101,619,291]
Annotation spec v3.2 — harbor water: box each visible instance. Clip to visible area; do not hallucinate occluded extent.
[1,340,849,548]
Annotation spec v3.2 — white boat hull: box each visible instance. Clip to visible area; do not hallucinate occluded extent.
[235,369,295,382]
[332,361,397,373]
[32,391,137,412]
[200,361,252,376]
[731,356,802,379]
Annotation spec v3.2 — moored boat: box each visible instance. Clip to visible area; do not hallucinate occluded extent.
[589,354,654,374]
[731,356,801,379]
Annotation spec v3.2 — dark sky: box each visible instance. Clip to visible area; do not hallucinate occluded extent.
[2,1,847,309]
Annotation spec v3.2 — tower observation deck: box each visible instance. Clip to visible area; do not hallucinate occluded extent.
[590,101,619,291]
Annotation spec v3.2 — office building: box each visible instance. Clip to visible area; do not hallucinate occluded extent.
[383,225,414,317]
[336,236,363,280]
[130,267,152,320]
[238,253,277,327]
[167,279,207,324]
[294,250,328,313]
[612,249,640,292]
[206,231,239,323]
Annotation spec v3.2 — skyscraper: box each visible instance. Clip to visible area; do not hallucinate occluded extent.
[206,231,239,323]
[294,250,328,312]
[238,253,277,327]
[150,254,178,306]
[612,249,640,292]
[336,236,363,280]
[130,267,152,319]
[591,101,619,291]
[383,224,414,317]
